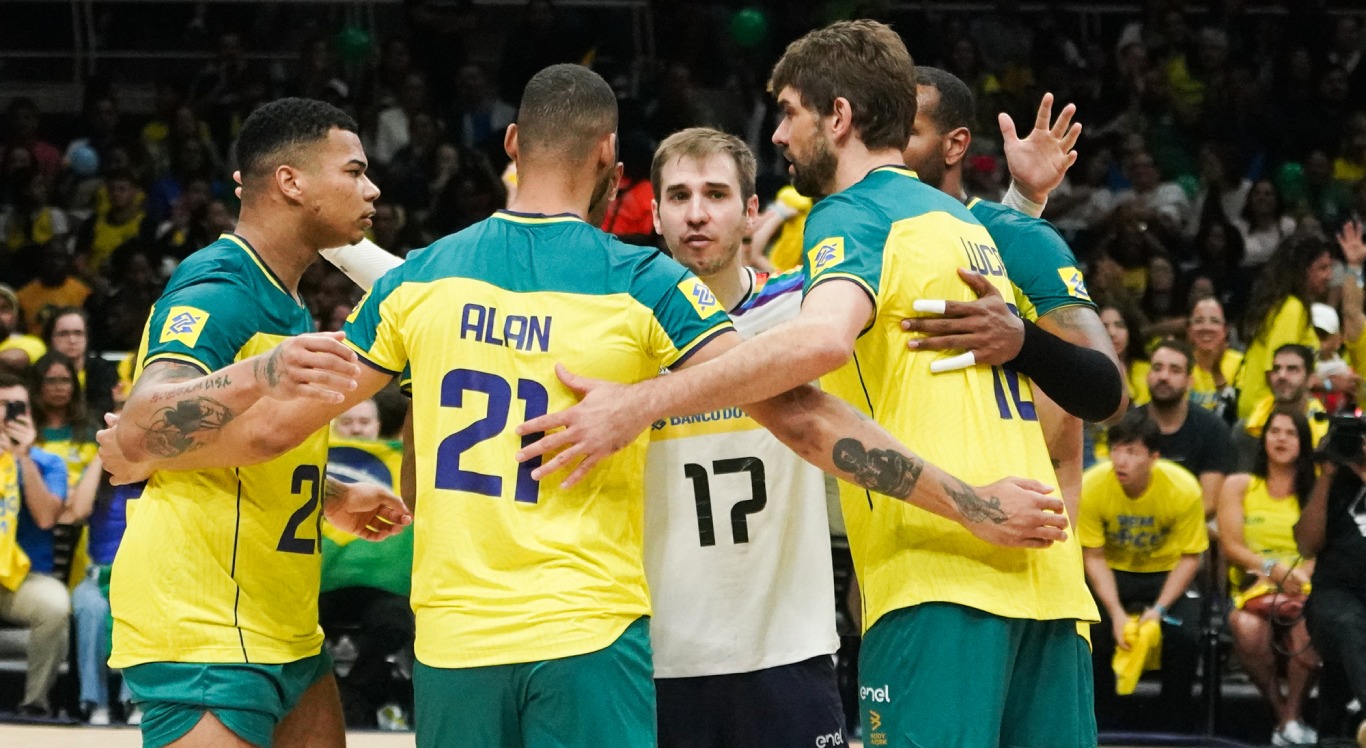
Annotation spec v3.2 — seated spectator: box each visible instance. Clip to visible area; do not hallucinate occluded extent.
[0,372,69,717]
[15,244,91,336]
[1297,436,1366,748]
[1219,409,1319,747]
[1235,344,1328,472]
[30,352,101,523]
[1185,295,1241,420]
[0,169,69,260]
[72,483,139,726]
[1185,207,1245,317]
[1139,339,1235,517]
[0,284,46,369]
[72,169,152,277]
[40,308,115,419]
[1082,410,1208,731]
[1235,179,1296,271]
[1101,299,1152,406]
[86,244,162,353]
[1309,303,1359,415]
[322,398,414,730]
[0,99,62,181]
[1140,254,1185,340]
[1236,235,1336,423]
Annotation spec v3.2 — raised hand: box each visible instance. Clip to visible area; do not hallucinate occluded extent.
[1000,92,1081,204]
[1337,219,1364,267]
[257,331,361,403]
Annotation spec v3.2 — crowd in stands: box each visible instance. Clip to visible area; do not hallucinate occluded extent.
[0,0,1364,742]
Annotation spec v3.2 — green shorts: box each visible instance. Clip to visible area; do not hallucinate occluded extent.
[123,651,334,748]
[859,603,1095,748]
[415,617,655,748]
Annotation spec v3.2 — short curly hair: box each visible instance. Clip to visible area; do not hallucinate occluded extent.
[236,97,358,181]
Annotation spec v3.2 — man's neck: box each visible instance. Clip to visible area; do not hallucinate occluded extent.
[506,164,595,221]
[940,167,966,203]
[1120,472,1152,499]
[233,208,319,294]
[1274,394,1308,413]
[832,144,907,194]
[700,259,751,312]
[1148,397,1189,433]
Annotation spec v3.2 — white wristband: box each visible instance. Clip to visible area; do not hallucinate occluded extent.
[1001,182,1047,218]
[319,238,403,292]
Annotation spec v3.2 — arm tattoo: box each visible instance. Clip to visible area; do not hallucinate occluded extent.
[323,476,347,508]
[148,373,233,403]
[130,361,207,397]
[941,477,1008,525]
[140,398,234,458]
[254,347,283,389]
[832,437,924,499]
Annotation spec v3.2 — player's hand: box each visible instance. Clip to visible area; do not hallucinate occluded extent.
[963,476,1068,548]
[258,332,361,403]
[1000,92,1081,205]
[1337,219,1365,267]
[1113,617,1133,651]
[515,364,650,489]
[3,413,36,455]
[323,481,413,541]
[902,268,1023,368]
[97,412,153,485]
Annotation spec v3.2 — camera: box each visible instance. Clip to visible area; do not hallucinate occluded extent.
[1314,412,1366,465]
[3,401,25,422]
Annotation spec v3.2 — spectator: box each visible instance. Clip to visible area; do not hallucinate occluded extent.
[1140,254,1185,340]
[1295,150,1353,229]
[86,245,161,353]
[0,284,46,370]
[0,371,69,717]
[597,129,656,246]
[29,352,100,519]
[41,308,116,420]
[151,177,218,265]
[1219,409,1319,747]
[1116,150,1192,238]
[382,111,448,214]
[145,139,223,226]
[1236,179,1296,270]
[1185,296,1242,420]
[1186,205,1246,315]
[15,245,91,336]
[72,169,151,277]
[453,63,515,162]
[422,157,507,242]
[372,72,430,167]
[1234,344,1328,473]
[189,31,260,150]
[1310,303,1359,415]
[72,483,138,726]
[366,202,420,259]
[1296,441,1366,748]
[0,169,69,260]
[1082,409,1208,732]
[0,99,62,181]
[1140,339,1236,517]
[1236,235,1336,422]
[1101,299,1152,406]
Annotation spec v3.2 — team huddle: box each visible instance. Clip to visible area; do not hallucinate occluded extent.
[96,19,1127,748]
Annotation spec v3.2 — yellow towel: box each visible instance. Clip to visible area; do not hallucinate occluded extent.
[1112,616,1162,695]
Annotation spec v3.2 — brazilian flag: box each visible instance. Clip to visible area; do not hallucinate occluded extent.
[322,437,413,597]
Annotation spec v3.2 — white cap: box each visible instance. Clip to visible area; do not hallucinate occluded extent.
[1311,302,1340,336]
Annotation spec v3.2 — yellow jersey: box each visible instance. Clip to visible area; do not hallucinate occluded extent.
[1228,475,1302,589]
[0,453,29,591]
[344,211,732,668]
[110,234,329,667]
[1236,297,1318,421]
[1079,459,1209,573]
[802,166,1097,630]
[1190,348,1242,412]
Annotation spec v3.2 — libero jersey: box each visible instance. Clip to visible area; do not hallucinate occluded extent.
[802,166,1098,630]
[645,269,837,678]
[344,210,732,669]
[967,197,1094,322]
[110,234,328,667]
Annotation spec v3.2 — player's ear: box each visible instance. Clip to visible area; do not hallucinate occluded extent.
[504,123,519,162]
[276,164,303,201]
[745,193,760,225]
[829,96,854,142]
[944,126,972,167]
[651,197,663,236]
[599,132,618,171]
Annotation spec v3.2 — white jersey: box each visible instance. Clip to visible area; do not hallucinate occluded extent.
[645,268,839,678]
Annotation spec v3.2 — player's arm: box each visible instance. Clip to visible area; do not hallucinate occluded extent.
[904,271,1127,423]
[1033,389,1081,522]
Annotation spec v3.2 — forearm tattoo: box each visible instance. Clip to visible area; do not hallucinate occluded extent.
[141,398,234,457]
[323,476,346,510]
[148,373,233,403]
[832,438,924,498]
[941,477,1008,525]
[254,347,283,389]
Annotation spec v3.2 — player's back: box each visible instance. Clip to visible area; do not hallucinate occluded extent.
[111,235,329,667]
[967,197,1094,322]
[346,210,731,669]
[802,167,1097,630]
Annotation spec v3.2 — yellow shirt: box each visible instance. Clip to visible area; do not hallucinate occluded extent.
[1129,359,1152,406]
[804,167,1097,630]
[1236,297,1318,421]
[0,333,46,365]
[1243,395,1328,446]
[1190,349,1243,412]
[1228,475,1302,589]
[16,277,92,334]
[344,212,732,668]
[0,453,30,592]
[111,235,328,667]
[766,186,813,273]
[1080,459,1209,573]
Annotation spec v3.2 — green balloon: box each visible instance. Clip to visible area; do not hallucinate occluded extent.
[730,7,769,49]
[334,26,371,63]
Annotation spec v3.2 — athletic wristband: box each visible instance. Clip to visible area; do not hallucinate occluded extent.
[1261,558,1277,577]
[320,238,403,292]
[1001,182,1047,218]
[1005,320,1124,422]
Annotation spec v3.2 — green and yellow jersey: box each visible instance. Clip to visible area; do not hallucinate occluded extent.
[802,166,1097,631]
[967,197,1094,323]
[344,210,732,669]
[110,234,328,668]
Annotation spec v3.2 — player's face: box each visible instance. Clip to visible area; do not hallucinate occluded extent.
[772,86,837,198]
[1263,413,1301,466]
[1268,353,1308,403]
[1110,441,1156,491]
[333,399,381,439]
[902,86,948,189]
[653,154,756,279]
[1146,348,1190,406]
[304,128,380,248]
[1186,298,1226,354]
